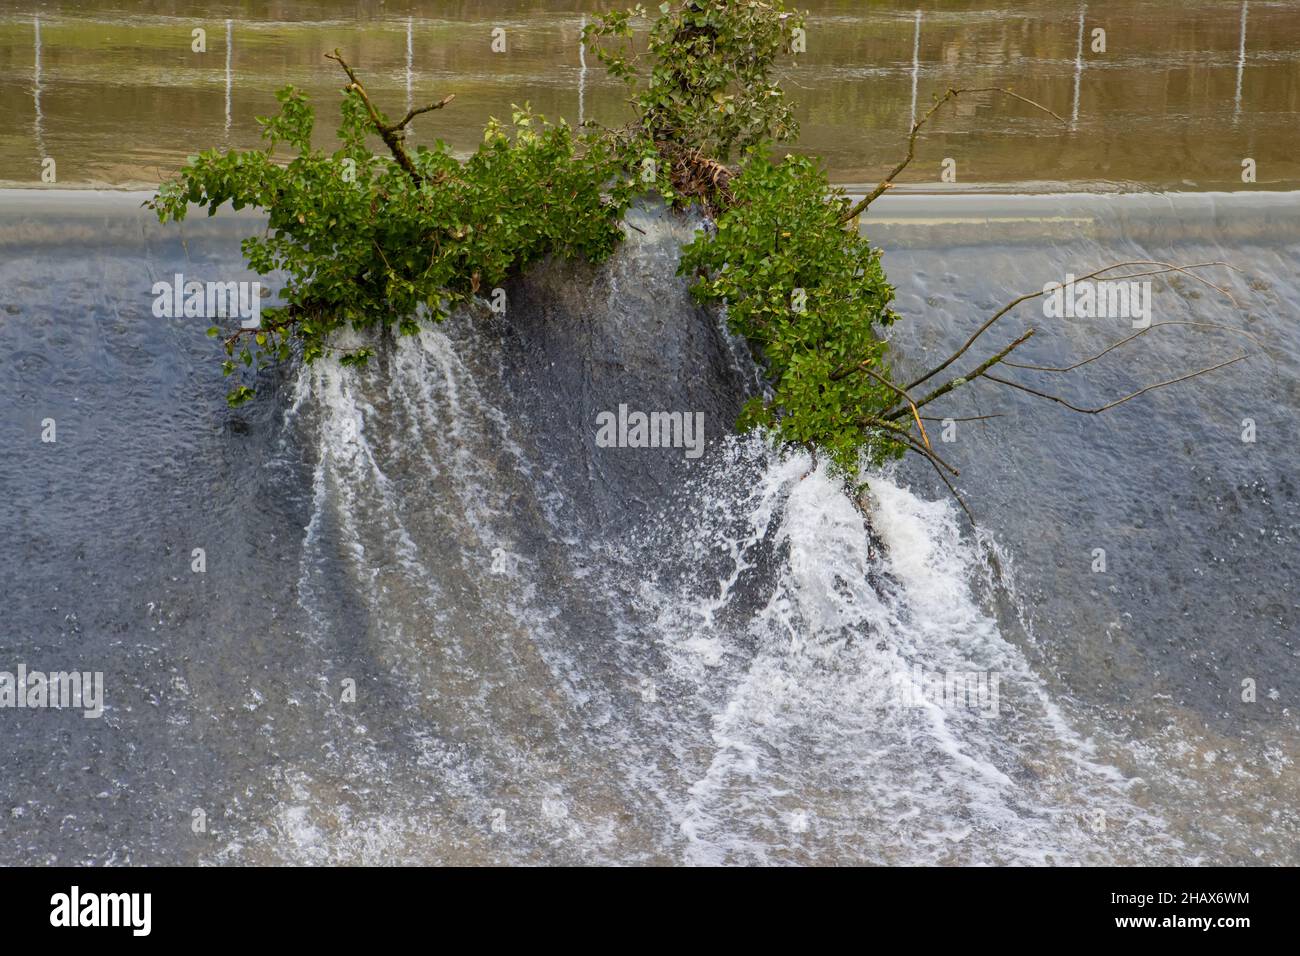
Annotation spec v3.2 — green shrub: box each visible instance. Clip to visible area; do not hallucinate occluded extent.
[149,0,908,483]
[680,153,904,475]
[584,0,805,161]
[149,95,634,398]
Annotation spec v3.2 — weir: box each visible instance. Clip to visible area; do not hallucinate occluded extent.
[0,189,1296,865]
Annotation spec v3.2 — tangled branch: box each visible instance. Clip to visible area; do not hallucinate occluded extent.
[866,261,1253,525]
[985,354,1248,415]
[903,261,1241,393]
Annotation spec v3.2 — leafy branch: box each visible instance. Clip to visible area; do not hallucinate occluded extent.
[324,48,454,186]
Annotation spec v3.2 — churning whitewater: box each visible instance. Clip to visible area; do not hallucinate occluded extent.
[256,326,1175,865]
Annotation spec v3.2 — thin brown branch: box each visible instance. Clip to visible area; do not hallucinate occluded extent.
[1090,259,1242,309]
[902,260,1240,394]
[392,94,456,130]
[895,429,960,478]
[843,362,932,448]
[1003,320,1265,373]
[326,49,453,187]
[861,416,961,477]
[869,418,975,524]
[839,86,1065,223]
[886,328,1036,420]
[984,353,1249,414]
[926,453,977,527]
[325,50,385,127]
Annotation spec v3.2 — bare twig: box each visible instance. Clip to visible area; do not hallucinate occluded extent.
[839,86,1065,223]
[861,416,961,477]
[885,328,1036,420]
[1093,259,1242,308]
[902,260,1239,394]
[842,361,932,448]
[984,353,1249,414]
[325,49,454,186]
[392,95,456,131]
[926,453,977,527]
[866,417,976,524]
[1003,320,1266,373]
[919,413,1003,422]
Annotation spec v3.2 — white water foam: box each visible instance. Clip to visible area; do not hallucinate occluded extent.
[253,335,1182,864]
[638,438,1179,864]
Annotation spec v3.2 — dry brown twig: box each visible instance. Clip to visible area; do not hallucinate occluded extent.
[896,260,1244,400]
[862,260,1254,526]
[839,86,1067,224]
[325,49,454,186]
[985,353,1249,415]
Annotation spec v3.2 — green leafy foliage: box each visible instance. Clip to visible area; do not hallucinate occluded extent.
[149,0,910,486]
[149,92,634,405]
[584,0,805,161]
[680,154,904,475]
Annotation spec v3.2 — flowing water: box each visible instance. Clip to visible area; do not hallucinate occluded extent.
[0,190,1295,864]
[0,1,1297,865]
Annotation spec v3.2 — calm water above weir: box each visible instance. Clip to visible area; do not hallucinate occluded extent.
[0,0,1297,189]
